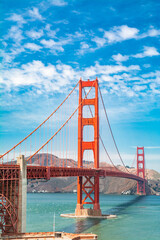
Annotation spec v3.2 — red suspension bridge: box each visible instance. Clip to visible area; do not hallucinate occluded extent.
[0,79,146,235]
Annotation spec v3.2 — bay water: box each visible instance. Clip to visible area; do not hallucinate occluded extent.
[27,193,160,240]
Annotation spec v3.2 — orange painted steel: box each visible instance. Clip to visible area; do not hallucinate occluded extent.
[82,176,94,205]
[0,194,18,234]
[0,81,79,161]
[0,79,147,234]
[26,81,94,163]
[76,79,100,211]
[0,165,20,234]
[83,87,118,170]
[137,147,146,195]
[26,165,146,181]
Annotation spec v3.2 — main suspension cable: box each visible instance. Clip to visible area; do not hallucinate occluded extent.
[82,88,118,170]
[98,85,129,172]
[0,81,79,159]
[27,82,95,162]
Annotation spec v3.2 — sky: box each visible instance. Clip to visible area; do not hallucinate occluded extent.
[0,0,160,171]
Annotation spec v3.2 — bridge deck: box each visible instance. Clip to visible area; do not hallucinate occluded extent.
[27,165,145,182]
[0,164,145,182]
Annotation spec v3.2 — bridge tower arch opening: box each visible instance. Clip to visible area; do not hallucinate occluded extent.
[137,147,146,195]
[75,79,102,216]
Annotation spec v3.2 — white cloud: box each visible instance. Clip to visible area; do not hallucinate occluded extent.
[104,25,139,43]
[144,46,159,57]
[92,37,106,48]
[54,19,69,24]
[40,39,64,52]
[81,42,90,49]
[41,39,58,48]
[85,25,140,53]
[144,146,160,149]
[40,33,76,53]
[83,63,140,78]
[149,83,160,94]
[67,31,85,39]
[45,24,59,38]
[112,53,129,62]
[133,46,159,58]
[142,70,160,79]
[104,25,160,44]
[139,27,160,39]
[2,60,160,99]
[2,61,55,87]
[141,71,160,94]
[133,85,147,91]
[2,24,26,65]
[72,10,81,15]
[49,0,68,6]
[26,29,43,39]
[1,61,76,92]
[147,28,160,37]
[8,47,25,62]
[6,13,26,24]
[1,50,13,64]
[28,7,43,20]
[77,42,90,55]
[6,25,24,43]
[112,47,159,63]
[1,61,140,93]
[89,26,160,55]
[143,64,151,68]
[24,43,42,51]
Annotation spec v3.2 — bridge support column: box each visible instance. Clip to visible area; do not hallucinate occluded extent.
[94,175,100,211]
[76,176,83,211]
[17,155,27,233]
[137,147,146,195]
[75,79,102,217]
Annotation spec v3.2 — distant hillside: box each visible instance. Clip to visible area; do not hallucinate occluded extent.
[27,154,160,195]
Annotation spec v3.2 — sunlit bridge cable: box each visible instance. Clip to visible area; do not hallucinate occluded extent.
[82,88,118,170]
[0,81,79,159]
[99,135,119,170]
[98,84,129,173]
[131,152,136,168]
[27,82,95,162]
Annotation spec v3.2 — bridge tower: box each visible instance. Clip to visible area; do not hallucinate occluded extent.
[137,147,146,195]
[0,155,27,235]
[75,79,102,216]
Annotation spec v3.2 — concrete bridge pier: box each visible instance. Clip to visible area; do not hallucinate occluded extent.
[17,155,27,233]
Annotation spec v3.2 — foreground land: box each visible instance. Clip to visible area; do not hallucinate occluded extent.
[1,232,97,240]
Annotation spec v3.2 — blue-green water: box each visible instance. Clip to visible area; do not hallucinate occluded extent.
[27,193,160,240]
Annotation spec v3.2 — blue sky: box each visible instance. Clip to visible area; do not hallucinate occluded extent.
[0,0,160,171]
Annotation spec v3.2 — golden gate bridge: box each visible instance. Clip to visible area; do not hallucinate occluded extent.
[0,78,146,235]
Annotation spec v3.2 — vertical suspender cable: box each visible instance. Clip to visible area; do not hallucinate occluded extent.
[0,81,79,160]
[98,85,129,172]
[66,122,67,167]
[26,82,95,163]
